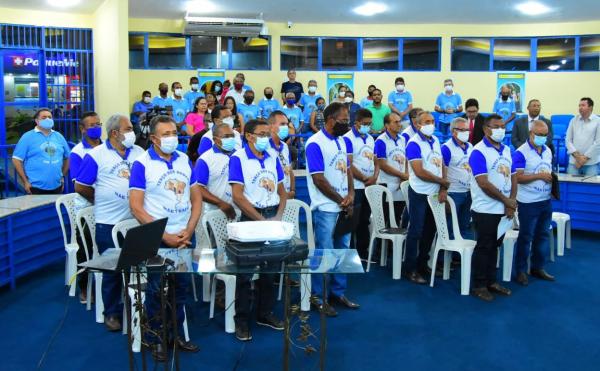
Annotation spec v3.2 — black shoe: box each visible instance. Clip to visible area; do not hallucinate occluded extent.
[516,272,529,286]
[404,271,427,285]
[257,313,284,330]
[330,295,360,309]
[471,287,495,302]
[531,269,555,281]
[104,315,122,332]
[175,337,200,353]
[235,323,252,341]
[310,296,338,317]
[488,283,512,296]
[275,278,300,287]
[148,343,167,362]
[424,266,443,278]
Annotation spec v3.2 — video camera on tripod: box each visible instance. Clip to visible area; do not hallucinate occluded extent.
[136,105,172,149]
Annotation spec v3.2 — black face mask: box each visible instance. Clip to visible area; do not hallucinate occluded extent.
[159,89,168,95]
[244,97,254,104]
[333,121,349,137]
[265,93,273,100]
[501,94,509,101]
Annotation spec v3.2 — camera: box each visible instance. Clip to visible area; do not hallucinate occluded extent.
[136,105,170,149]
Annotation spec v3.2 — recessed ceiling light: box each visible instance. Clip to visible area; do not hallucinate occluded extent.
[561,59,567,65]
[47,0,81,8]
[185,0,217,13]
[547,64,560,71]
[515,2,552,16]
[353,2,388,16]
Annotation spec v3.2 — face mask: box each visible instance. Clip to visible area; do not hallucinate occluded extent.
[39,118,54,130]
[220,137,236,152]
[286,98,296,106]
[278,125,289,140]
[396,84,405,92]
[444,85,453,93]
[87,126,102,140]
[159,136,178,154]
[191,83,199,91]
[214,85,221,93]
[234,83,244,90]
[255,136,270,152]
[174,88,183,97]
[222,117,235,128]
[344,97,353,103]
[308,86,317,93]
[265,93,273,100]
[501,94,509,101]
[121,131,136,148]
[420,124,435,136]
[244,97,254,104]
[359,125,371,135]
[490,128,506,142]
[533,135,547,147]
[456,131,470,143]
[317,104,325,110]
[333,121,349,137]
[159,89,168,95]
[143,96,151,104]
[338,91,346,98]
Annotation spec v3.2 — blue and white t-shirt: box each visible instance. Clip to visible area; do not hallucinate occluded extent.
[229,145,284,209]
[129,147,197,234]
[197,129,242,156]
[406,132,443,195]
[281,105,304,131]
[360,97,374,108]
[435,92,463,123]
[513,141,552,204]
[168,97,190,123]
[152,96,170,108]
[184,90,204,108]
[387,90,413,121]
[441,137,473,193]
[238,102,260,123]
[344,127,375,190]
[70,139,100,211]
[401,122,419,144]
[76,141,145,225]
[195,144,234,211]
[469,137,514,214]
[267,138,293,192]
[374,131,405,201]
[258,98,282,119]
[493,98,516,123]
[299,93,322,124]
[305,129,350,212]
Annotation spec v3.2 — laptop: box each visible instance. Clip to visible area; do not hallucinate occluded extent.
[80,218,168,272]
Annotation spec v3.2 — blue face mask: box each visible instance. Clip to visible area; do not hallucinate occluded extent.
[533,135,547,147]
[87,126,102,140]
[220,137,236,152]
[255,136,270,152]
[317,104,325,110]
[278,125,289,140]
[359,125,371,135]
[286,99,296,106]
[39,118,54,130]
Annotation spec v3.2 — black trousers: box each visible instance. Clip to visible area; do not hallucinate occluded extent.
[472,212,504,289]
[352,189,372,259]
[235,207,278,325]
[30,185,62,194]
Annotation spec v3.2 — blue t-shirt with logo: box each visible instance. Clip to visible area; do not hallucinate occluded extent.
[435,93,462,123]
[299,93,322,124]
[168,97,190,123]
[387,91,413,121]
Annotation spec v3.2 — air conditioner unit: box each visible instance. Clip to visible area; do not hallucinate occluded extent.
[183,15,265,37]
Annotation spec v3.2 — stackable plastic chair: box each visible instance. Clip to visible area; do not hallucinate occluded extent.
[364,185,407,280]
[195,209,212,303]
[281,199,314,311]
[76,206,104,323]
[427,194,476,295]
[55,193,79,296]
[551,212,571,259]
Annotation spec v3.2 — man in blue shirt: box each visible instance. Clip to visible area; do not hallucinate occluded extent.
[152,82,170,108]
[493,85,517,131]
[258,87,282,119]
[435,79,463,136]
[184,76,204,108]
[131,90,153,127]
[299,80,322,131]
[360,84,377,108]
[387,77,413,129]
[168,81,191,131]
[238,90,260,123]
[13,108,70,194]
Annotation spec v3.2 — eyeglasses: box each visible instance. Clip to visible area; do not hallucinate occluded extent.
[252,132,271,138]
[453,128,469,132]
[217,134,235,139]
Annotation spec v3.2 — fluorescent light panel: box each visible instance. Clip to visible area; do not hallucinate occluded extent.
[353,2,388,16]
[515,1,552,16]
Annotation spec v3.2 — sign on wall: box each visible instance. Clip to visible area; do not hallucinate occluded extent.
[496,72,526,113]
[197,69,225,93]
[326,72,354,104]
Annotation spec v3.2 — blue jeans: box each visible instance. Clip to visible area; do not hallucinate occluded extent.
[95,223,123,317]
[515,200,552,274]
[311,209,350,300]
[448,192,473,240]
[567,163,599,176]
[406,186,436,274]
[439,121,450,136]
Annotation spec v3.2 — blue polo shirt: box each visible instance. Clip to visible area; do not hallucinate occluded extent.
[195,144,234,212]
[184,90,204,108]
[238,102,260,123]
[513,140,552,203]
[493,98,516,123]
[406,131,443,195]
[131,101,153,125]
[299,93,322,124]
[435,92,462,123]
[258,98,282,119]
[387,90,413,121]
[441,137,473,193]
[69,139,100,182]
[152,96,170,108]
[13,128,70,190]
[168,97,190,123]
[281,105,304,131]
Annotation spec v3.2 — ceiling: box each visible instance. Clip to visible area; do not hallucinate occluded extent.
[2,0,600,24]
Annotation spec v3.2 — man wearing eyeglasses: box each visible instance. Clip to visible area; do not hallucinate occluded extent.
[267,110,295,199]
[229,119,287,341]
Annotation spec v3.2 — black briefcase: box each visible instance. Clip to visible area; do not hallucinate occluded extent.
[224,237,309,266]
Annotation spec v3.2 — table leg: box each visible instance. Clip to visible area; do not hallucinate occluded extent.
[124,272,134,371]
[159,274,168,371]
[282,272,291,371]
[136,270,147,371]
[320,273,328,371]
[169,274,180,371]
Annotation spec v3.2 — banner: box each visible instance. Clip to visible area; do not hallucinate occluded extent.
[326,72,354,104]
[496,72,526,113]
[197,69,225,94]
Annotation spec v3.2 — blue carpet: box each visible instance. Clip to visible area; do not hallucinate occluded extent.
[1,231,600,371]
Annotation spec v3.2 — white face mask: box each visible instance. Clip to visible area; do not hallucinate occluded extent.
[222,117,235,128]
[344,97,353,103]
[174,88,183,97]
[396,84,405,92]
[490,128,506,142]
[338,91,346,98]
[143,96,151,104]
[191,83,199,91]
[456,131,470,143]
[444,85,453,93]
[159,136,179,154]
[308,86,317,93]
[420,124,435,136]
[121,131,136,148]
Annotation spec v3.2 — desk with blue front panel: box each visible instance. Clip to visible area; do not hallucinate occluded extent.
[552,174,600,233]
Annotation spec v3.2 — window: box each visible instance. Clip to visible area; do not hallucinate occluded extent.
[403,39,440,70]
[148,34,186,68]
[536,37,575,71]
[363,39,398,70]
[280,37,318,70]
[231,37,269,69]
[128,34,145,69]
[190,36,217,68]
[493,39,531,71]
[451,37,491,71]
[579,36,600,71]
[322,38,357,70]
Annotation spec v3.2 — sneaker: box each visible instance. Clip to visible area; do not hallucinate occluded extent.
[257,313,284,331]
[235,323,252,341]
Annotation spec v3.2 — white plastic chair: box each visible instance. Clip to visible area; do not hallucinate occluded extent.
[281,199,314,311]
[551,212,571,258]
[195,210,212,303]
[76,206,104,323]
[55,193,79,296]
[364,185,406,280]
[400,181,410,211]
[427,194,475,295]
